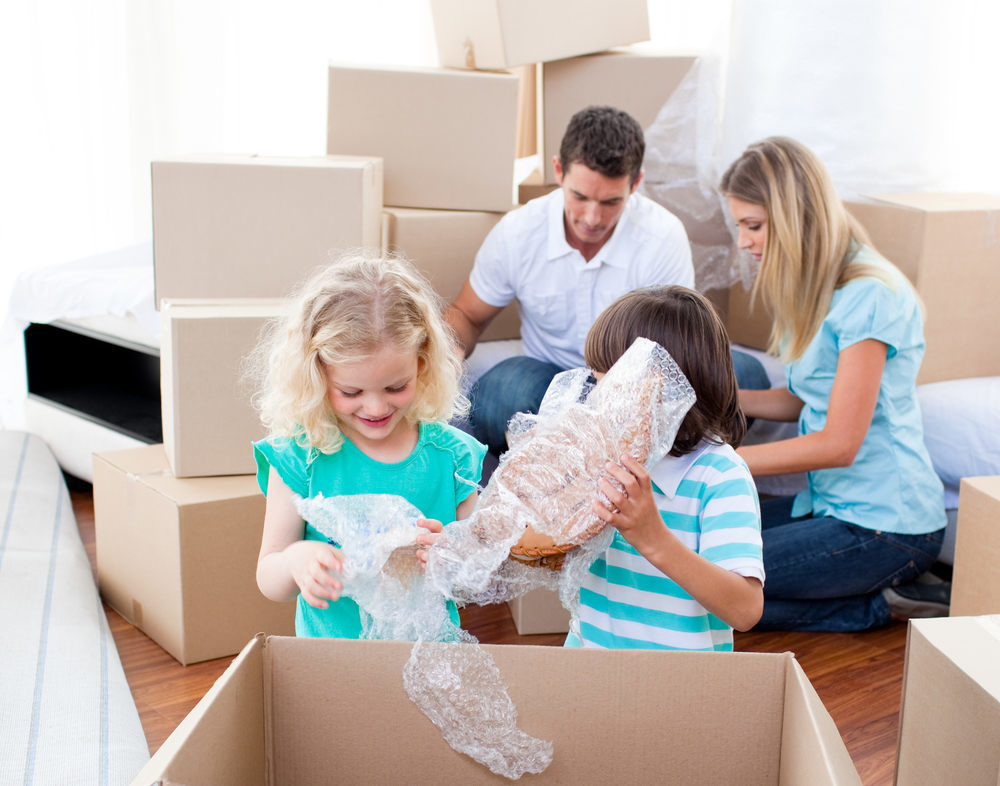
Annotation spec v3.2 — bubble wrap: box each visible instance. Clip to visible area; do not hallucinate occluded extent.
[295,337,696,779]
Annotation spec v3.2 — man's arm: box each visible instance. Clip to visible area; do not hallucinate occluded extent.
[444,279,505,358]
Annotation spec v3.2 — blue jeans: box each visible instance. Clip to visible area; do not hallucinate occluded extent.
[755,496,943,632]
[468,356,564,456]
[731,348,770,429]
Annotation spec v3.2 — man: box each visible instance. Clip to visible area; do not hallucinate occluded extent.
[445,105,694,456]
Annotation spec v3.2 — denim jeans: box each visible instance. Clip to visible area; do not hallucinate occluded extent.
[731,348,770,429]
[468,356,564,455]
[731,348,770,391]
[755,496,944,632]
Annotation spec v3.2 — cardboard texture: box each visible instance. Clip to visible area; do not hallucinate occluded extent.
[895,616,1000,785]
[152,155,383,306]
[135,635,860,785]
[950,476,1000,617]
[845,194,1000,383]
[428,0,651,70]
[161,299,288,478]
[381,207,519,342]
[327,64,519,212]
[539,48,697,184]
[725,193,1000,383]
[92,445,294,665]
[507,587,570,635]
[726,279,774,352]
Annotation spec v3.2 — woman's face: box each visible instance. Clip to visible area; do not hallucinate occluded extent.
[727,197,768,263]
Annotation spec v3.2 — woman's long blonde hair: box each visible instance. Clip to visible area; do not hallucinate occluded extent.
[249,251,466,454]
[720,136,893,361]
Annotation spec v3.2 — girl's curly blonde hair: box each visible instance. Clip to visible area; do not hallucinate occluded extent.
[249,251,467,454]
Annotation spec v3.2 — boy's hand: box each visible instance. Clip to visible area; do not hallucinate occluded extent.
[593,454,664,556]
[415,517,443,564]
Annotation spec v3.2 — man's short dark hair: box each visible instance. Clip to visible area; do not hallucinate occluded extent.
[558,105,645,184]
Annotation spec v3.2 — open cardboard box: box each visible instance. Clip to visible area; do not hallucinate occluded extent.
[895,616,1000,784]
[135,635,860,784]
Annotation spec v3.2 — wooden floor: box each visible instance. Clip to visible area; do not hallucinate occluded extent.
[71,484,908,785]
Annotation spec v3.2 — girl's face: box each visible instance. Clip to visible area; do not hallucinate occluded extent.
[727,197,768,263]
[325,342,421,455]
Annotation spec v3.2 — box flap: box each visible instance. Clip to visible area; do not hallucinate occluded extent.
[779,657,861,785]
[132,635,268,786]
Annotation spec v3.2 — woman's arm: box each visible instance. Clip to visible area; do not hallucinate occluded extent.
[595,455,763,632]
[739,386,804,422]
[738,338,887,476]
[256,466,343,607]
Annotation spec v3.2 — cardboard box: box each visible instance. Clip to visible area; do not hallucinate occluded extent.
[161,298,287,478]
[950,476,1000,617]
[135,634,861,784]
[847,194,1000,383]
[152,155,382,306]
[725,194,1000,383]
[507,587,570,635]
[327,64,519,212]
[539,48,697,184]
[429,0,650,70]
[895,616,1000,785]
[93,445,294,665]
[381,207,519,342]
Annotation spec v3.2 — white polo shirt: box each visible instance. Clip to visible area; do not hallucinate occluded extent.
[469,188,694,369]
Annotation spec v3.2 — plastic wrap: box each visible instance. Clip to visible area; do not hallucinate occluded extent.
[639,56,750,292]
[296,338,696,779]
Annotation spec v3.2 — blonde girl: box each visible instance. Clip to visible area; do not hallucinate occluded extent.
[721,137,946,631]
[252,252,486,639]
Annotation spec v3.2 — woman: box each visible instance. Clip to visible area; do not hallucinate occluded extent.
[721,136,947,632]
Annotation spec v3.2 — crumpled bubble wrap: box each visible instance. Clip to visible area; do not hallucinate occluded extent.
[296,493,552,779]
[295,338,697,779]
[403,640,552,779]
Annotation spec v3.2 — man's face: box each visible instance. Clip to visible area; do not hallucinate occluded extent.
[554,158,641,253]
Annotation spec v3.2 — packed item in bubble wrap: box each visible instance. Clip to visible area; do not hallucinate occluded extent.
[466,336,696,571]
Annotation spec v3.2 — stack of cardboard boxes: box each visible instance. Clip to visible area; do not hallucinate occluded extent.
[91,153,390,665]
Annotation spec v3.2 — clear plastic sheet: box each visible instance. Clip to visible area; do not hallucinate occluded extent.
[296,338,696,779]
[639,56,751,292]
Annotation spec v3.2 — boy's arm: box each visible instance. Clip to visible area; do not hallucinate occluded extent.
[594,455,763,632]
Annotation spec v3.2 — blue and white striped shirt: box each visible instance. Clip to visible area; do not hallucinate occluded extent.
[567,441,763,651]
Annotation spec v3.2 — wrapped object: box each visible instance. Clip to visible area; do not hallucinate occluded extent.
[439,336,696,575]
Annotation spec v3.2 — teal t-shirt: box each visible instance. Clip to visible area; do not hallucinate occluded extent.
[254,421,486,638]
[787,248,945,535]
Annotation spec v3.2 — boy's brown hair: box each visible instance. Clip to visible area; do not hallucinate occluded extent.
[584,285,746,455]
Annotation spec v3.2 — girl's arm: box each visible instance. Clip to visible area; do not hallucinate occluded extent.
[256,466,343,608]
[737,338,887,476]
[596,455,763,632]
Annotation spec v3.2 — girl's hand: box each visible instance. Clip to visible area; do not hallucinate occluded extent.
[594,454,665,557]
[287,540,343,609]
[415,517,443,565]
